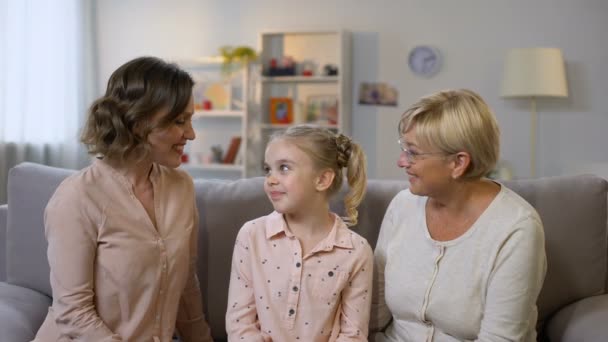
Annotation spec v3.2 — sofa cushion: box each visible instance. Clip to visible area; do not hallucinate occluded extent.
[545,294,608,342]
[504,175,608,323]
[6,163,75,296]
[0,282,51,342]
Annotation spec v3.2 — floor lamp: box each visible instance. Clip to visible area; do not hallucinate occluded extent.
[501,47,568,178]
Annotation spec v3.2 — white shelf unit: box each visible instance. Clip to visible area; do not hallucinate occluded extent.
[178,58,249,180]
[253,30,352,176]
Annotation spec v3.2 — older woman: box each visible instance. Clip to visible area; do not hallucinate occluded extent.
[33,57,212,341]
[370,89,546,341]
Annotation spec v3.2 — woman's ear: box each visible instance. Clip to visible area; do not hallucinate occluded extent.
[451,152,471,179]
[315,168,336,192]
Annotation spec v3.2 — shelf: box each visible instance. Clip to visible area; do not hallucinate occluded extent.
[193,110,244,118]
[179,56,223,66]
[261,76,338,83]
[259,123,338,129]
[181,164,244,172]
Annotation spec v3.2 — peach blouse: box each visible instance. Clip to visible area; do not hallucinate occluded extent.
[226,211,373,342]
[33,159,212,342]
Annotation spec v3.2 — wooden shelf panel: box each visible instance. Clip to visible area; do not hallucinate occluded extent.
[261,76,338,83]
[193,110,244,118]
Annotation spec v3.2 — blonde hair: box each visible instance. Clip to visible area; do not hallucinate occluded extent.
[270,125,367,226]
[398,89,500,179]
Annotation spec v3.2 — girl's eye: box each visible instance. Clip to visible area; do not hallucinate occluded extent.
[280,164,289,172]
[262,166,270,175]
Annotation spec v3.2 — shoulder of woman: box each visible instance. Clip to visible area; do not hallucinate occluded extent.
[383,188,420,222]
[155,164,195,192]
[46,167,97,209]
[495,186,543,227]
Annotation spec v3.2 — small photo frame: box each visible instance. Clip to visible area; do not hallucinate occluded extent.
[269,97,293,124]
[305,94,338,125]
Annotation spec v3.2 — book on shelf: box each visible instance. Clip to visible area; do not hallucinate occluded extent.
[223,136,242,164]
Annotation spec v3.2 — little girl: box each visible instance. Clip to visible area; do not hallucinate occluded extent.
[226,125,373,341]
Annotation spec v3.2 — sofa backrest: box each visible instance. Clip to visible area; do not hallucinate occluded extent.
[4,162,608,340]
[503,176,608,324]
[0,204,7,282]
[5,163,75,296]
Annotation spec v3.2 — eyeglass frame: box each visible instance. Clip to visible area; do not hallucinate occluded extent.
[397,138,448,163]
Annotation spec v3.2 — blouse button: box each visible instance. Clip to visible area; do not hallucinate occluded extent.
[289,309,295,315]
[296,262,301,268]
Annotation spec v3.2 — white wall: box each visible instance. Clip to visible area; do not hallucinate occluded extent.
[96,0,608,179]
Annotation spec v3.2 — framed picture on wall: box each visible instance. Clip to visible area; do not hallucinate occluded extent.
[269,97,293,124]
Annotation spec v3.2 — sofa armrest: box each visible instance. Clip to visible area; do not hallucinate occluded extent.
[0,281,51,341]
[546,294,608,342]
[0,204,7,282]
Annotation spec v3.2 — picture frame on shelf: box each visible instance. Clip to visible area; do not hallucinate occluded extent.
[305,94,338,125]
[269,97,293,124]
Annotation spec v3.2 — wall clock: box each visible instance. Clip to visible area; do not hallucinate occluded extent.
[408,45,442,78]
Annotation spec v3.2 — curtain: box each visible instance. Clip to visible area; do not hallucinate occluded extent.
[0,0,96,204]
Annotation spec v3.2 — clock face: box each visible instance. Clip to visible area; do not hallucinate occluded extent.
[408,46,442,77]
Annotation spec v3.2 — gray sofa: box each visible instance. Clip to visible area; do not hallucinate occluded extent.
[1,162,607,341]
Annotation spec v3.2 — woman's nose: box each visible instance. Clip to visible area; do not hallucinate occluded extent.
[397,151,411,168]
[184,122,195,140]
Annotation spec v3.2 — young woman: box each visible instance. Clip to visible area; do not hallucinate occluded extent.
[33,57,213,342]
[226,125,373,341]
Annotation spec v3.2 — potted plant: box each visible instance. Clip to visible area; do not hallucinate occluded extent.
[219,46,258,75]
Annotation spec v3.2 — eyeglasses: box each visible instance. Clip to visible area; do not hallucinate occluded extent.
[397,138,445,163]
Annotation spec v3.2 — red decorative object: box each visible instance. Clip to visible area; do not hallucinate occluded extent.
[203,100,212,110]
[181,153,189,163]
[302,70,313,76]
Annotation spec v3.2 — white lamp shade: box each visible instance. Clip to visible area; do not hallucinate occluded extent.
[501,48,568,98]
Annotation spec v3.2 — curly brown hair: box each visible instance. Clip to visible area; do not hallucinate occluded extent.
[81,56,194,163]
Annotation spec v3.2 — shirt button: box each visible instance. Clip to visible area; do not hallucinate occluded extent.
[289,309,295,315]
[292,286,298,292]
[296,262,301,267]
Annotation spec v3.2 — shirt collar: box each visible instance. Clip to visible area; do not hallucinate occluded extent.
[265,211,288,239]
[264,211,354,250]
[95,158,160,191]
